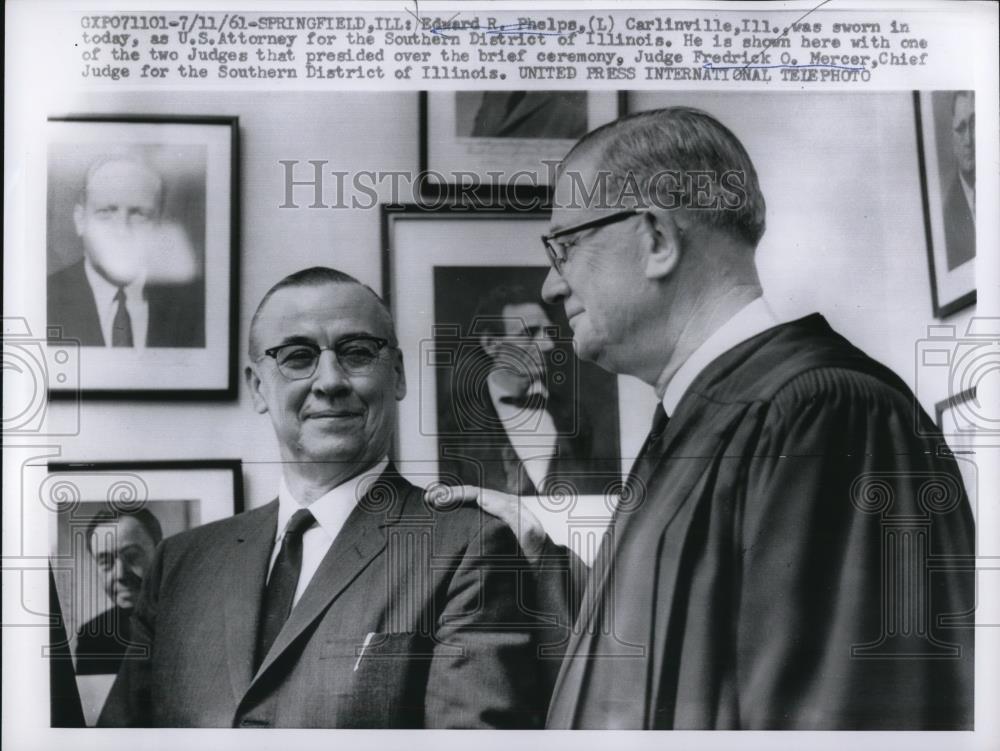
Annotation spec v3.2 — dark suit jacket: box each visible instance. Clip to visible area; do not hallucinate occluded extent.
[471,92,587,139]
[546,314,975,729]
[439,376,619,496]
[47,260,205,347]
[99,469,544,728]
[75,605,133,675]
[943,173,975,269]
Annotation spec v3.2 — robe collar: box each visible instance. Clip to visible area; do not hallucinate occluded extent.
[660,296,779,417]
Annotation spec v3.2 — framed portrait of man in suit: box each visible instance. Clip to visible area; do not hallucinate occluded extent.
[45,116,239,398]
[914,91,976,318]
[420,91,624,200]
[45,459,243,726]
[383,204,627,549]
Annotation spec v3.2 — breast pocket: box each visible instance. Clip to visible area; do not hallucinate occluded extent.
[320,632,432,728]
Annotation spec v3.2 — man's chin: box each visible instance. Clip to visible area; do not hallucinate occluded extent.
[298,434,367,465]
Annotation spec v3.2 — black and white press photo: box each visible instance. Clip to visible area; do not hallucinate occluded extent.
[3,1,998,748]
[45,116,238,397]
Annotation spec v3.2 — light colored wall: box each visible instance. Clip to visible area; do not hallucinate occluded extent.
[47,91,974,510]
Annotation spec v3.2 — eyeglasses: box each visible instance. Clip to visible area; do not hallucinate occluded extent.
[541,208,648,273]
[259,335,391,380]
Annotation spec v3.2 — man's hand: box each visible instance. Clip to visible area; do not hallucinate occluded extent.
[425,485,548,566]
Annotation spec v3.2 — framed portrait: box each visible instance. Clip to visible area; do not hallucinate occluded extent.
[45,115,240,399]
[45,459,243,725]
[419,91,625,199]
[914,91,976,318]
[383,204,623,543]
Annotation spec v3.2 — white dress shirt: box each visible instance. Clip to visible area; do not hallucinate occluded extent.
[83,259,149,348]
[488,376,557,491]
[661,297,780,417]
[269,457,388,607]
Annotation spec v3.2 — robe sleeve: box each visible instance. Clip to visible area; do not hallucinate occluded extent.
[737,367,975,729]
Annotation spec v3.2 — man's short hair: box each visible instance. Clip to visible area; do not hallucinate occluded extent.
[78,155,166,215]
[84,508,164,555]
[248,266,397,357]
[561,106,767,247]
[472,283,552,338]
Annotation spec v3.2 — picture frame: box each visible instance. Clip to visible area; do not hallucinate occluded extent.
[935,385,980,440]
[913,91,976,318]
[934,386,979,522]
[419,91,625,201]
[382,204,624,526]
[45,459,244,725]
[45,115,240,399]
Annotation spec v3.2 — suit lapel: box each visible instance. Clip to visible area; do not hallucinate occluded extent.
[223,500,278,701]
[247,470,412,687]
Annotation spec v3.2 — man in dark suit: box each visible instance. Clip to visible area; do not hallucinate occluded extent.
[943,90,975,269]
[47,156,204,347]
[75,509,162,675]
[441,107,975,729]
[100,267,542,728]
[440,283,617,496]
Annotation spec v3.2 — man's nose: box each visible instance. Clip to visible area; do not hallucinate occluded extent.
[541,266,568,304]
[113,557,126,580]
[311,349,352,394]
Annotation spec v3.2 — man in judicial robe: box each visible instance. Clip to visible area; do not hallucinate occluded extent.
[440,106,975,729]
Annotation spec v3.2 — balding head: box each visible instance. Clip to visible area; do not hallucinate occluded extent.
[74,156,165,286]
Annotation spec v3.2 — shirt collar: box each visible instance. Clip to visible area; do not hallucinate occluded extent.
[83,257,145,304]
[661,297,779,417]
[275,457,389,541]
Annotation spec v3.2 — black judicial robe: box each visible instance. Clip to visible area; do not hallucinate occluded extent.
[545,313,975,730]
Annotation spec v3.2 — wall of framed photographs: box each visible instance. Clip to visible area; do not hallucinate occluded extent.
[42,89,977,514]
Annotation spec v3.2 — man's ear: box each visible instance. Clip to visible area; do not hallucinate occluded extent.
[639,211,682,280]
[245,364,269,414]
[73,204,85,238]
[392,348,407,401]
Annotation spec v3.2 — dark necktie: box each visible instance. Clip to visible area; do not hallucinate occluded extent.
[499,392,547,411]
[111,287,133,347]
[622,403,670,507]
[255,508,315,671]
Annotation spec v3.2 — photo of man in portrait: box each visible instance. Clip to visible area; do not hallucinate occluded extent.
[74,508,163,676]
[47,146,207,348]
[434,268,620,496]
[940,90,975,269]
